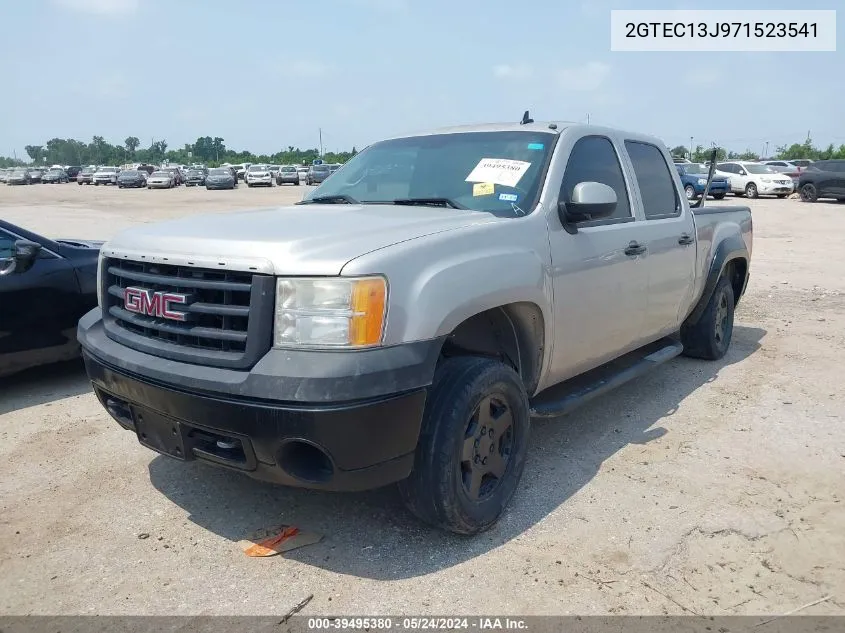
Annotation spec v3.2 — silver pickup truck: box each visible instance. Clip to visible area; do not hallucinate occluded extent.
[78,118,752,534]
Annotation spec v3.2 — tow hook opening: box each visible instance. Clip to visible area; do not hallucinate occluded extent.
[102,395,134,430]
[278,440,334,484]
[189,429,248,465]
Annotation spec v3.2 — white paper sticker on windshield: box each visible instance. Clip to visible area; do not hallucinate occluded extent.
[465,158,531,188]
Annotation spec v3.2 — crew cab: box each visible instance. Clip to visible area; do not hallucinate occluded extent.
[1,221,102,377]
[77,120,752,534]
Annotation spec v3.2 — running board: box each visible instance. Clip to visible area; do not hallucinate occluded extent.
[529,338,684,419]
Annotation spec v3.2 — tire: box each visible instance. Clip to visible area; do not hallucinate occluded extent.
[247,183,253,188]
[78,181,82,185]
[94,182,99,186]
[744,182,758,199]
[776,194,787,199]
[681,275,735,361]
[684,184,697,200]
[397,356,530,535]
[713,193,726,200]
[800,184,818,202]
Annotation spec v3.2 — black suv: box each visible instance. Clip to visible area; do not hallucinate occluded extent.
[798,160,845,203]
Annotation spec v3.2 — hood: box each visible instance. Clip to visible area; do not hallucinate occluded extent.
[103,204,499,275]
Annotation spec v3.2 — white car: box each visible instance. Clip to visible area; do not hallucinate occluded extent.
[146,170,175,189]
[714,161,794,198]
[232,163,251,181]
[245,164,273,187]
[92,166,119,186]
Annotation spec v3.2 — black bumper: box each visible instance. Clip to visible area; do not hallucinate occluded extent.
[84,350,427,491]
[78,311,442,491]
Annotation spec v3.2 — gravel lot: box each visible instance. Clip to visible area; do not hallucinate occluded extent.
[1,183,843,617]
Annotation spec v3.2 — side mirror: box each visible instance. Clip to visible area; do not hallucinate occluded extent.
[738,169,746,176]
[559,181,617,231]
[2,239,42,275]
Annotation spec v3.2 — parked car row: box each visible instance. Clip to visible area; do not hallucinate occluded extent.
[2,162,345,190]
[673,159,845,203]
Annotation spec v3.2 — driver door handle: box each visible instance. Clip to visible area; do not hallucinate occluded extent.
[624,241,647,256]
[678,233,694,245]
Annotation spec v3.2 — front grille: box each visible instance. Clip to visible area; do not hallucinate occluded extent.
[103,258,274,369]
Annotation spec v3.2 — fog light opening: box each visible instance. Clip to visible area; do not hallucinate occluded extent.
[278,441,334,484]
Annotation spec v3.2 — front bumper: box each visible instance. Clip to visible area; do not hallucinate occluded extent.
[759,182,794,194]
[78,310,441,491]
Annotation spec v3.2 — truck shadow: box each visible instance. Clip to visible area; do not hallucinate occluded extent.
[148,325,765,580]
[0,358,90,416]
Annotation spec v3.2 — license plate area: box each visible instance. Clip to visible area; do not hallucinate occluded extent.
[133,407,188,460]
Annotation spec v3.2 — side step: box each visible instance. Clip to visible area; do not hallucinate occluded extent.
[529,337,684,419]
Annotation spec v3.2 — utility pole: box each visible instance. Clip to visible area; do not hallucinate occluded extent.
[764,141,769,159]
[586,113,591,125]
[689,136,693,159]
[319,128,323,158]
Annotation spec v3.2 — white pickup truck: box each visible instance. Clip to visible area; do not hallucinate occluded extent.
[78,117,752,534]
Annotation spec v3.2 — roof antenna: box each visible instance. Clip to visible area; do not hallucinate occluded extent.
[520,110,533,125]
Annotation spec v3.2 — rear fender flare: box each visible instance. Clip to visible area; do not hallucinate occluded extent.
[685,235,748,326]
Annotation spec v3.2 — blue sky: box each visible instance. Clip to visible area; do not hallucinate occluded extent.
[0,0,842,158]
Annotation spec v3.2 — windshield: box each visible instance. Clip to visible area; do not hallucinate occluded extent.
[311,165,330,172]
[99,167,117,173]
[209,168,230,175]
[281,166,296,172]
[304,131,556,214]
[679,163,708,175]
[249,165,267,172]
[745,164,777,174]
[151,171,168,177]
[48,168,64,174]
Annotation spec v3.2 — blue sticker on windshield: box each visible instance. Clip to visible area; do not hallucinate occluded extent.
[527,143,544,150]
[499,193,518,202]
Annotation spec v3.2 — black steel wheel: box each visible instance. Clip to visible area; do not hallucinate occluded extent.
[681,275,735,360]
[398,356,530,534]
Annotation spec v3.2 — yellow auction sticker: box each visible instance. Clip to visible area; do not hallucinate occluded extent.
[473,182,495,196]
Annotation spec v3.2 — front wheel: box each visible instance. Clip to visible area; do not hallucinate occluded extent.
[681,275,735,361]
[777,194,787,199]
[800,184,818,202]
[745,182,758,198]
[684,184,697,200]
[398,356,530,535]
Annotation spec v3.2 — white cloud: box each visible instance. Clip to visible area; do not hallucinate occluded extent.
[52,0,139,16]
[95,74,130,99]
[286,60,333,78]
[556,61,611,92]
[492,64,534,79]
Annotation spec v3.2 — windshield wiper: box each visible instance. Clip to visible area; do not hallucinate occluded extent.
[296,194,358,205]
[391,197,466,209]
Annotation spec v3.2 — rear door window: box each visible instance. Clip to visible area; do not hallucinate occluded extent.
[625,141,681,219]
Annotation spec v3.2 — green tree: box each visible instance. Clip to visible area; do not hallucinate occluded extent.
[670,145,688,158]
[125,136,140,156]
[24,145,44,163]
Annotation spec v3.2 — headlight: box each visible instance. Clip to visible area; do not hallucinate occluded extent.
[274,276,387,348]
[697,178,707,185]
[760,177,771,183]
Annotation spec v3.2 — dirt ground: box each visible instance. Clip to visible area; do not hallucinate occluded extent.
[1,183,843,617]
